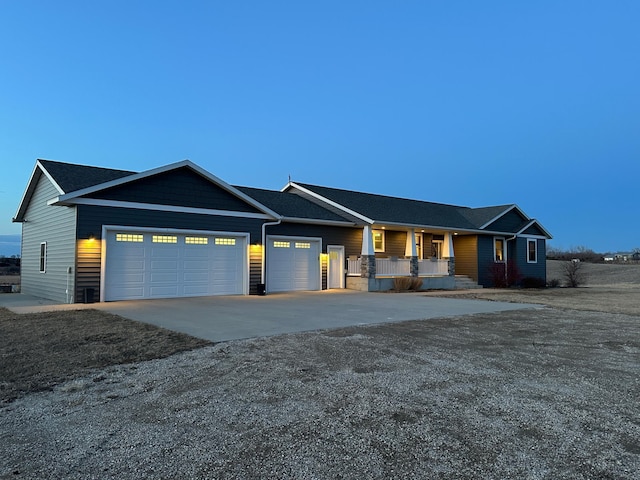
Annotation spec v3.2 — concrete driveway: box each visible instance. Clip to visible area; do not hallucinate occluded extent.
[1,290,540,343]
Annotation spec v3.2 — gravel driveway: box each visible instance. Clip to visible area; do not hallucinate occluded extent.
[2,306,639,479]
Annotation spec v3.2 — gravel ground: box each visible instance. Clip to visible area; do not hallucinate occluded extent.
[2,306,639,479]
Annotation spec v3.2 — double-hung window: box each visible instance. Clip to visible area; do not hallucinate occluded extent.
[494,237,506,262]
[39,242,47,273]
[527,239,538,263]
[372,230,385,252]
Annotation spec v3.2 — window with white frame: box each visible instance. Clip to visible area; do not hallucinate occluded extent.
[494,237,506,262]
[527,239,537,263]
[373,229,385,252]
[39,242,47,273]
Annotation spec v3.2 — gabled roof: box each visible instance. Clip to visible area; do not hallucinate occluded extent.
[15,159,281,221]
[235,186,354,224]
[38,159,136,193]
[287,182,479,230]
[458,205,514,229]
[285,182,551,237]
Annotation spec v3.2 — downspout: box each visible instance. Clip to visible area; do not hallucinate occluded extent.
[261,219,282,285]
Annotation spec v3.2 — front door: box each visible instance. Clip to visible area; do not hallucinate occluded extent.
[327,245,345,289]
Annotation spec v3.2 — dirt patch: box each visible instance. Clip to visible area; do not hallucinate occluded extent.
[0,308,210,405]
[430,285,640,316]
[0,275,20,285]
[1,308,639,479]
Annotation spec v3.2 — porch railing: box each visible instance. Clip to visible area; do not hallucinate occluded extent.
[418,259,449,276]
[375,258,411,276]
[346,257,449,277]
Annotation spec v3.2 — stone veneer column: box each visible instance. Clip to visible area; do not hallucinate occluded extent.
[361,255,377,278]
[410,256,419,277]
[446,257,455,276]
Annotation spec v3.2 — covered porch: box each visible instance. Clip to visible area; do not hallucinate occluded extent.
[345,225,457,291]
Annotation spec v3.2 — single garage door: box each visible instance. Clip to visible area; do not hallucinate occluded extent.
[266,236,320,292]
[104,230,247,301]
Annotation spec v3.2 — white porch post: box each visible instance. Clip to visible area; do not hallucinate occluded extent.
[443,232,455,276]
[360,225,376,278]
[361,225,374,255]
[404,229,417,257]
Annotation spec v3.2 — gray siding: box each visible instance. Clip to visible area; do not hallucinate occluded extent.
[21,175,77,303]
[91,167,262,213]
[453,235,478,281]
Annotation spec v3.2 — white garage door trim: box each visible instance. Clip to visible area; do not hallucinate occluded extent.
[100,225,249,301]
[266,235,322,293]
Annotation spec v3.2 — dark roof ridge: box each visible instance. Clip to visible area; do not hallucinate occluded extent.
[38,158,136,175]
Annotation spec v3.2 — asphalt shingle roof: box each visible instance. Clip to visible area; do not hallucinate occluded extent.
[292,183,488,230]
[458,205,514,228]
[236,186,352,222]
[39,159,136,193]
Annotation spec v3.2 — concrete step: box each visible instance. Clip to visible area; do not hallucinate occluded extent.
[454,275,483,289]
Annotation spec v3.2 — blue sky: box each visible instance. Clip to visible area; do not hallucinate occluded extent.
[1,1,638,255]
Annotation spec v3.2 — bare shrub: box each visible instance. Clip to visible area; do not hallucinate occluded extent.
[393,277,413,291]
[409,277,423,291]
[563,260,586,287]
[547,278,560,288]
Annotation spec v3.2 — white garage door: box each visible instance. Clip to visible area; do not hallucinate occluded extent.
[104,230,247,301]
[266,237,320,293]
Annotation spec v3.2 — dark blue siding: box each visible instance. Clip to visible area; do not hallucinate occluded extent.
[90,167,262,213]
[485,210,528,232]
[512,237,546,283]
[476,235,496,287]
[268,223,362,256]
[77,205,264,242]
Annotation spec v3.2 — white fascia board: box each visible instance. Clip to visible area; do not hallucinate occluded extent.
[13,161,66,222]
[284,182,374,224]
[478,204,529,230]
[280,217,356,227]
[55,159,281,219]
[56,197,274,220]
[516,219,553,239]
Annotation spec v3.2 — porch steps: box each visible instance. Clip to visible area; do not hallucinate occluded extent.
[454,275,482,290]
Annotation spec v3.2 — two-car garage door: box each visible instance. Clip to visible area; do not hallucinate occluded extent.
[104,229,247,301]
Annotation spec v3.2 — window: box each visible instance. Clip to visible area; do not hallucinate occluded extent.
[116,233,143,242]
[215,237,236,246]
[295,242,311,249]
[432,240,443,259]
[152,235,177,243]
[185,236,209,245]
[494,237,506,262]
[39,242,47,273]
[527,239,537,263]
[372,229,385,252]
[273,241,290,248]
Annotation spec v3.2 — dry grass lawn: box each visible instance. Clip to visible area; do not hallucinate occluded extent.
[0,308,210,405]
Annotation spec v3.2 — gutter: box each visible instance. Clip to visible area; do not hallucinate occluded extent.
[261,219,282,285]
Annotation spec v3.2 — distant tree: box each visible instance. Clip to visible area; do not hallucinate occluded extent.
[563,260,586,287]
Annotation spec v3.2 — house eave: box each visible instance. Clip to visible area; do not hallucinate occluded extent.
[284,182,374,224]
[55,160,282,219]
[13,160,67,222]
[280,217,357,227]
[51,197,277,220]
